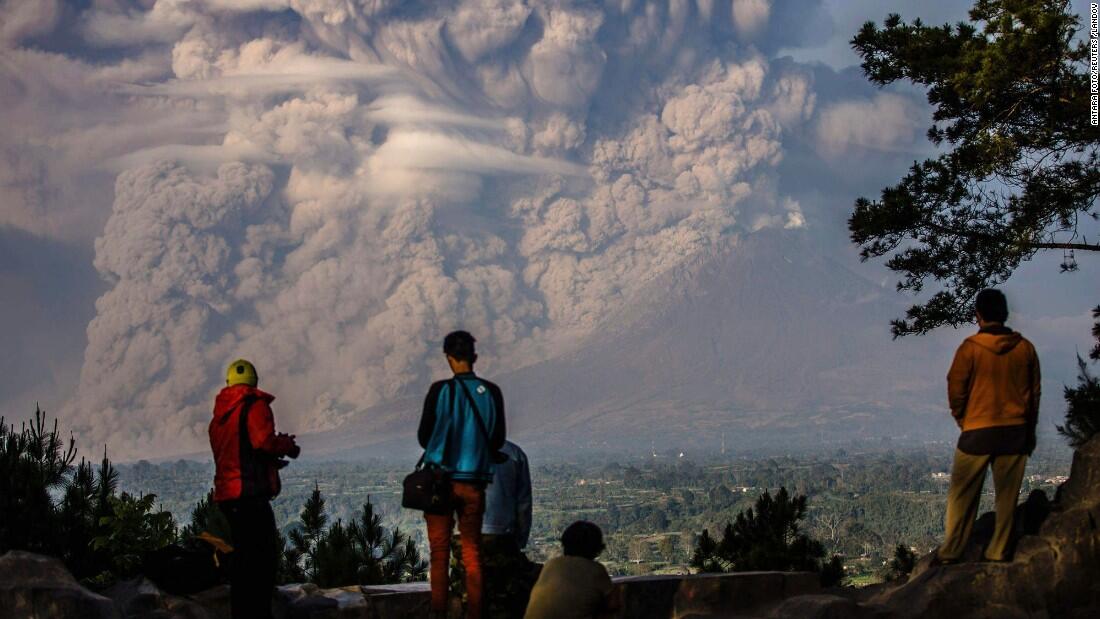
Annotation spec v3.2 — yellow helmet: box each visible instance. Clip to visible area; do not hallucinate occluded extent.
[226,359,258,387]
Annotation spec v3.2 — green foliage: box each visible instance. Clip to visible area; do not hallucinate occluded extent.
[1058,307,1100,447]
[820,555,846,587]
[0,406,77,555]
[114,448,1072,581]
[883,544,918,582]
[90,493,177,587]
[848,0,1099,336]
[288,485,329,578]
[0,406,177,588]
[286,486,427,587]
[277,530,306,584]
[690,487,839,585]
[179,490,232,543]
[1092,305,1100,362]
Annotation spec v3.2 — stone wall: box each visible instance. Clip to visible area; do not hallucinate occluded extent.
[0,555,818,619]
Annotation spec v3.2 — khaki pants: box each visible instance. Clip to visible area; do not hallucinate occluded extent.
[938,449,1027,561]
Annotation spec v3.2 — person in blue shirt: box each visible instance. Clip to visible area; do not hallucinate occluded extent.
[418,331,506,619]
[481,440,540,618]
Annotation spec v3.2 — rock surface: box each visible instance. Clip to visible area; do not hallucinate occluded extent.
[770,435,1100,619]
[105,577,214,619]
[0,551,120,619]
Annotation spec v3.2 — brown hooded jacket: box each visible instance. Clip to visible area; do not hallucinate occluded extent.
[947,325,1041,434]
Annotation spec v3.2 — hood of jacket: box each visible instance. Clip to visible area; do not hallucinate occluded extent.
[212,384,274,421]
[966,326,1023,355]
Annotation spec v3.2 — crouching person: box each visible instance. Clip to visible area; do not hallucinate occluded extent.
[525,521,621,619]
[209,359,300,619]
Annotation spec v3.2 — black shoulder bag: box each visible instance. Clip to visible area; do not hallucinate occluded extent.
[402,378,501,514]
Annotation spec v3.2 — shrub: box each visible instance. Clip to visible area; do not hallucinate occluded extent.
[883,544,918,582]
[286,486,427,586]
[690,487,844,585]
[89,493,177,587]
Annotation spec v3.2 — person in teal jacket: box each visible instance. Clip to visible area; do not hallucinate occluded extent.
[417,331,506,619]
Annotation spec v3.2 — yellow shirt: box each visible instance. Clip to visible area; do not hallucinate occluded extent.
[524,555,614,619]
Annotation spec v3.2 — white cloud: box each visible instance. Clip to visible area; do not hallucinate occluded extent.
[815,93,924,155]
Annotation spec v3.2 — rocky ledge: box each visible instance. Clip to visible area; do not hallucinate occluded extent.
[766,435,1100,619]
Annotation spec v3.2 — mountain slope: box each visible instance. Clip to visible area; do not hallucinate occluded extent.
[308,231,952,458]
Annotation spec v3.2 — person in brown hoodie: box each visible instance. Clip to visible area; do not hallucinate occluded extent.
[936,289,1041,563]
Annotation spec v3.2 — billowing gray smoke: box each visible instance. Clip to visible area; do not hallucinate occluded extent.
[58,0,821,458]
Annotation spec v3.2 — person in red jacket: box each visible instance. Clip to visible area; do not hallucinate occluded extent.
[210,359,299,619]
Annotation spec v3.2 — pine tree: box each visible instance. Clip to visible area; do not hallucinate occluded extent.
[0,406,76,555]
[1057,306,1100,447]
[285,486,427,586]
[691,487,843,585]
[848,0,1099,336]
[288,484,328,578]
[0,407,178,588]
[59,459,105,578]
[179,490,232,542]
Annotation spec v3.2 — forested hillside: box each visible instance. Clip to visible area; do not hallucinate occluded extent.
[116,441,1072,584]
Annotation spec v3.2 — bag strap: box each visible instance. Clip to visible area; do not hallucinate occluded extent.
[454,377,493,446]
[236,397,257,452]
[236,397,259,493]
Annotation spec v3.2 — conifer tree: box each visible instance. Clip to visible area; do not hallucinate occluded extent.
[0,407,177,587]
[289,484,328,578]
[848,0,1099,336]
[285,486,427,586]
[1058,306,1100,447]
[691,487,843,585]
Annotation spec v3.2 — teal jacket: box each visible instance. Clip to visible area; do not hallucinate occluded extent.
[417,373,506,483]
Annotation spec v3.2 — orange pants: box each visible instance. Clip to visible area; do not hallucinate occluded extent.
[426,481,486,618]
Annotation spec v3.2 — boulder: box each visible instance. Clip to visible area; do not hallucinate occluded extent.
[188,585,230,619]
[0,551,120,619]
[274,582,432,618]
[104,577,212,619]
[609,571,819,618]
[869,434,1100,619]
[768,594,885,619]
[1055,433,1100,509]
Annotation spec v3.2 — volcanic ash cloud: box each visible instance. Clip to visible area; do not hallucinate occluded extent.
[62,0,818,458]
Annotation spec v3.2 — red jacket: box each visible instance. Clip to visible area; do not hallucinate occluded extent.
[209,385,295,502]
